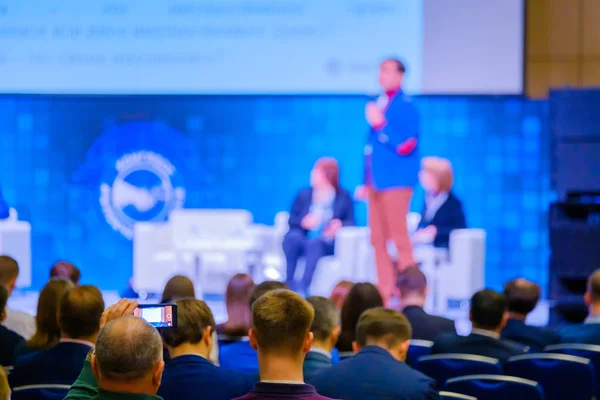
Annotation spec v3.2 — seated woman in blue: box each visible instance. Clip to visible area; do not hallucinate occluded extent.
[283,157,355,295]
[414,156,466,248]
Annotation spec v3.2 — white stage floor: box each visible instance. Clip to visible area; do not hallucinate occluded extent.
[7,289,551,336]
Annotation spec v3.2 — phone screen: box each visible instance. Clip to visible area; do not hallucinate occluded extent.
[134,305,175,328]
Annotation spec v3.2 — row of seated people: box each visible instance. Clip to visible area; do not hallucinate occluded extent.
[1,252,600,399]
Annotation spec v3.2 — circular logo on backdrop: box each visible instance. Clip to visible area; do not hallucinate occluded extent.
[75,120,202,240]
[100,151,185,239]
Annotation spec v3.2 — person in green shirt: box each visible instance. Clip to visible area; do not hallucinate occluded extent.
[65,299,164,400]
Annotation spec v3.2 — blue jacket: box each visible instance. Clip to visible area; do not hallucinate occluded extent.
[158,354,255,400]
[219,340,259,374]
[366,91,420,190]
[10,341,91,388]
[303,350,333,379]
[558,322,600,345]
[432,333,527,362]
[288,188,355,234]
[418,192,467,248]
[403,305,456,342]
[0,325,24,367]
[308,346,438,400]
[501,318,560,352]
[0,184,9,219]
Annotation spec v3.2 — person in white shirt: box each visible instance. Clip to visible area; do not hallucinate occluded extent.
[0,255,35,339]
[303,296,340,378]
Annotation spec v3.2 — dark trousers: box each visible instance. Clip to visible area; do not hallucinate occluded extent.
[283,229,335,293]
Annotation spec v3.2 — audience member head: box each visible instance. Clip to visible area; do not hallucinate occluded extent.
[307,296,340,352]
[311,157,340,191]
[340,283,384,345]
[161,275,195,303]
[249,290,314,364]
[249,280,289,308]
[419,156,454,194]
[0,255,18,297]
[0,285,8,323]
[223,273,255,335]
[397,267,428,308]
[379,58,405,91]
[329,280,354,311]
[503,278,540,320]
[585,269,600,314]
[0,367,9,400]
[470,289,508,333]
[162,298,216,359]
[353,308,412,362]
[59,285,105,342]
[27,279,74,350]
[49,261,81,285]
[93,316,164,395]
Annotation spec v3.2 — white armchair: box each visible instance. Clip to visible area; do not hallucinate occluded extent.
[0,208,31,288]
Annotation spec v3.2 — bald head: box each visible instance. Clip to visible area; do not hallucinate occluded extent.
[587,270,600,304]
[94,316,163,382]
[504,278,540,316]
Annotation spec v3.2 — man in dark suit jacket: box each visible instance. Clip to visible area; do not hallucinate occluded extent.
[0,285,23,367]
[559,269,600,344]
[303,297,340,378]
[502,278,560,351]
[397,267,456,341]
[159,298,255,400]
[309,308,438,400]
[10,285,105,388]
[432,289,527,362]
[283,158,355,294]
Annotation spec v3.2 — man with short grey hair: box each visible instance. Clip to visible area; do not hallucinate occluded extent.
[65,299,165,400]
[303,296,340,378]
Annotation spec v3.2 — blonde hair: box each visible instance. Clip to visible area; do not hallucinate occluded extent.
[421,156,454,192]
[252,289,314,355]
[0,367,9,400]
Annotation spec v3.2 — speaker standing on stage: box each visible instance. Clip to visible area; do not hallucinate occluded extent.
[0,184,9,220]
[283,158,355,295]
[356,58,420,305]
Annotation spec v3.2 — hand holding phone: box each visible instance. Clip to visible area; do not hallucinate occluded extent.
[134,304,178,328]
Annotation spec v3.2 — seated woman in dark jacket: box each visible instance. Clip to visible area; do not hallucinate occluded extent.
[415,156,466,248]
[283,157,355,294]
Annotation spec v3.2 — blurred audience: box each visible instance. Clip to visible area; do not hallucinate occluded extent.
[66,299,164,400]
[0,256,35,339]
[0,367,8,400]
[559,269,600,344]
[303,296,340,378]
[336,282,383,353]
[432,289,527,362]
[159,298,254,400]
[234,289,333,400]
[502,278,560,351]
[217,273,255,338]
[414,156,466,247]
[0,285,23,367]
[15,278,74,357]
[309,308,437,400]
[397,267,455,341]
[329,280,353,311]
[283,157,355,294]
[10,285,105,388]
[49,261,81,284]
[219,280,288,373]
[160,275,196,303]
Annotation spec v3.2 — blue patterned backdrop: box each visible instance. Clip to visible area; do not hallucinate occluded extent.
[0,95,552,292]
